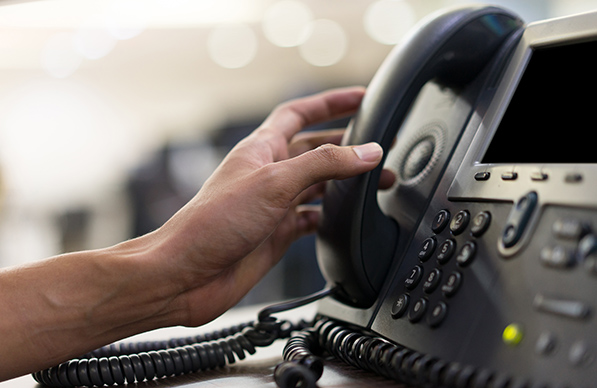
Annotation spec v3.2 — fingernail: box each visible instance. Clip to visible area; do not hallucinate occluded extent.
[353,142,382,162]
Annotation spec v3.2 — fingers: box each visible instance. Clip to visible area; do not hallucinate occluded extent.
[277,142,383,198]
[287,129,345,158]
[261,87,365,141]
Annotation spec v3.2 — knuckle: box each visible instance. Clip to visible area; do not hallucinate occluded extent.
[314,143,343,165]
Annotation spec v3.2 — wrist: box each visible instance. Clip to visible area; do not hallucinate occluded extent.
[0,234,185,380]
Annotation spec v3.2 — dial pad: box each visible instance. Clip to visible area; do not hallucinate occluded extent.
[392,208,491,328]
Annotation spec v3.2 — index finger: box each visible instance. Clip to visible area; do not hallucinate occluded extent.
[260,86,366,141]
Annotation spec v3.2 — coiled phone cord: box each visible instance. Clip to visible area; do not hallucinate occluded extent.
[278,317,513,388]
[31,288,335,388]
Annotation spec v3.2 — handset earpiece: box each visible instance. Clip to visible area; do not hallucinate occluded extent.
[316,5,523,308]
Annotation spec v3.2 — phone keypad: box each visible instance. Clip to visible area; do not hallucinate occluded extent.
[391,208,490,328]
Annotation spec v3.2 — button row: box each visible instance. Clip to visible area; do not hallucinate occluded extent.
[418,237,477,267]
[474,170,584,183]
[404,266,463,297]
[541,216,597,274]
[535,331,595,368]
[431,209,492,238]
[390,295,448,328]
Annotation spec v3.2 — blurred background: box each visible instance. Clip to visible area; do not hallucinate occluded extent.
[0,0,595,306]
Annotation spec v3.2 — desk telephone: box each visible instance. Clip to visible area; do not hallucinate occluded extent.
[34,5,597,388]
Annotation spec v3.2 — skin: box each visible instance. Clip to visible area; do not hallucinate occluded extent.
[0,87,392,381]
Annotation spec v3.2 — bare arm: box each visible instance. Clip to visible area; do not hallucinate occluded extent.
[0,87,385,381]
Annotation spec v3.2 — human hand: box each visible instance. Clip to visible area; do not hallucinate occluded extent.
[0,87,396,380]
[151,87,389,326]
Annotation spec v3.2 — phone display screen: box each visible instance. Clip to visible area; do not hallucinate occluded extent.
[481,39,597,164]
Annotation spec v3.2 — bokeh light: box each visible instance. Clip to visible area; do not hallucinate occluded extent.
[262,0,313,47]
[364,0,417,45]
[40,32,83,78]
[298,19,347,67]
[73,18,118,60]
[207,24,258,69]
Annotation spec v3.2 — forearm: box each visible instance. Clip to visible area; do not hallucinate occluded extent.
[0,233,184,381]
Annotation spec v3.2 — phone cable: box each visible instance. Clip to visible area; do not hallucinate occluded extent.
[277,316,536,388]
[31,288,337,388]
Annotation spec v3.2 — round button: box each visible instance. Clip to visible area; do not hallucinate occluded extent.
[408,298,428,323]
[427,301,448,328]
[391,294,410,319]
[404,265,423,290]
[450,210,470,235]
[441,271,462,297]
[432,210,450,233]
[569,341,594,367]
[471,211,491,237]
[456,241,477,267]
[423,268,442,293]
[418,237,437,262]
[535,332,557,356]
[436,239,456,264]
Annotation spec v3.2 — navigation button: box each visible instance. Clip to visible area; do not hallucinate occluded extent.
[501,191,538,248]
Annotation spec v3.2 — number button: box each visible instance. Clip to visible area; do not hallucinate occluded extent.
[405,265,423,290]
[418,237,437,262]
[441,271,462,297]
[436,239,456,264]
[427,301,448,327]
[471,211,491,237]
[450,210,470,235]
[456,241,477,267]
[408,298,428,323]
[432,210,450,233]
[391,294,410,319]
[423,268,442,293]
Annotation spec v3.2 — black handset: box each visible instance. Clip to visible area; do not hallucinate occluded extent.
[316,5,523,308]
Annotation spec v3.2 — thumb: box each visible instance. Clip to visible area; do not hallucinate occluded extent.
[282,142,383,190]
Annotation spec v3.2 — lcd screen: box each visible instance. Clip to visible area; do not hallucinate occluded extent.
[481,40,597,164]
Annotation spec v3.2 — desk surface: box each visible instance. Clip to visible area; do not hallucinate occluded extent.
[0,304,405,388]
